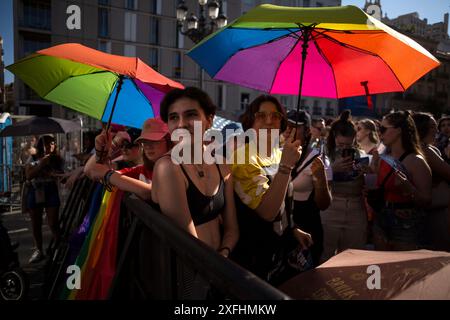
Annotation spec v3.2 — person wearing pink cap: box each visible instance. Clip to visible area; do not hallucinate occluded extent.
[84,118,171,200]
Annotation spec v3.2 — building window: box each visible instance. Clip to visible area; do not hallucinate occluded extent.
[125,0,137,10]
[222,0,228,16]
[98,40,111,53]
[156,0,162,14]
[280,96,291,110]
[149,48,159,70]
[124,44,136,57]
[316,2,323,7]
[218,85,226,110]
[98,7,109,37]
[22,34,50,57]
[173,52,182,78]
[240,93,250,110]
[325,102,334,116]
[149,0,157,14]
[22,0,51,30]
[124,12,137,41]
[149,17,159,45]
[98,0,110,5]
[303,0,311,7]
[313,100,321,115]
[176,26,184,49]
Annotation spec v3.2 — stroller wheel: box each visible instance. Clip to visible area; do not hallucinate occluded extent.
[0,269,28,300]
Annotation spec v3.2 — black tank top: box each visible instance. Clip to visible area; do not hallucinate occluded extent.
[151,162,225,226]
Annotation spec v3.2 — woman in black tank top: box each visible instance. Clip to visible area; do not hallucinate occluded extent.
[151,87,239,256]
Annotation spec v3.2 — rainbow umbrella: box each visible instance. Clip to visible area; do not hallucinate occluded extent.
[188,5,440,116]
[7,43,184,129]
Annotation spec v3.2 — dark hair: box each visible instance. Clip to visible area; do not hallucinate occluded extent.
[384,110,423,157]
[326,110,356,159]
[411,112,435,141]
[438,116,450,133]
[36,135,57,159]
[358,119,380,144]
[160,87,216,123]
[239,95,287,132]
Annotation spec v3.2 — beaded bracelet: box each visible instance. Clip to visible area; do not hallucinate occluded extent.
[102,169,115,191]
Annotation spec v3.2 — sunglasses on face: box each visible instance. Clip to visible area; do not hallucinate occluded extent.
[379,125,396,134]
[255,111,283,121]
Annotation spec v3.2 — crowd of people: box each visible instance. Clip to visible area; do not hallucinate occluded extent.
[19,87,450,287]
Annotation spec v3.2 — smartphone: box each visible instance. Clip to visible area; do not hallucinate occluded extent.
[354,157,370,171]
[341,148,356,160]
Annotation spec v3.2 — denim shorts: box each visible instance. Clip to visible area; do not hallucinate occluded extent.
[373,206,423,245]
[26,181,61,209]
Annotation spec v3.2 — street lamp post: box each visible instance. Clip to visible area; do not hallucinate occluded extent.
[176,0,227,89]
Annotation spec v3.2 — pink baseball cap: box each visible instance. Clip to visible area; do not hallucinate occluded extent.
[135,118,169,142]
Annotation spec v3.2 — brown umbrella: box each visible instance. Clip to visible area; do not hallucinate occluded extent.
[278,249,450,300]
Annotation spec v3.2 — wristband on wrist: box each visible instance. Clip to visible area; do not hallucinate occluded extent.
[278,163,294,174]
[102,169,115,191]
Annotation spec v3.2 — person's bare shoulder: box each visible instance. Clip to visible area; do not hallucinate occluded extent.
[218,163,232,181]
[406,153,431,174]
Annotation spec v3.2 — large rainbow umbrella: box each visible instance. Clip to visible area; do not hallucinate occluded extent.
[7,43,184,129]
[188,5,440,115]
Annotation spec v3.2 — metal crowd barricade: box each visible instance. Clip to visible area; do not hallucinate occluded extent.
[109,194,290,300]
[44,182,290,300]
[44,176,97,299]
[0,164,23,213]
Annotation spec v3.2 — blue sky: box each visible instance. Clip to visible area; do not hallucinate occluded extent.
[1,0,13,84]
[1,0,449,84]
[342,0,450,25]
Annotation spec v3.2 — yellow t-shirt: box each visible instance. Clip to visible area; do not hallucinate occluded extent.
[232,143,282,210]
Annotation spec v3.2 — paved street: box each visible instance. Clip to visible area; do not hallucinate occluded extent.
[1,204,52,300]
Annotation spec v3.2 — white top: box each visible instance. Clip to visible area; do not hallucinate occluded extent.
[291,149,332,201]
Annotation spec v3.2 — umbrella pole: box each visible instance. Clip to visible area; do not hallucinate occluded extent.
[295,27,312,126]
[105,75,124,132]
[99,75,124,163]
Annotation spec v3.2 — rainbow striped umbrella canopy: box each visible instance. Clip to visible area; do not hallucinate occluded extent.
[188,5,440,111]
[7,43,184,129]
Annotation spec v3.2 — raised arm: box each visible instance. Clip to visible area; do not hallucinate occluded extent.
[311,157,332,211]
[217,164,239,257]
[254,129,302,221]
